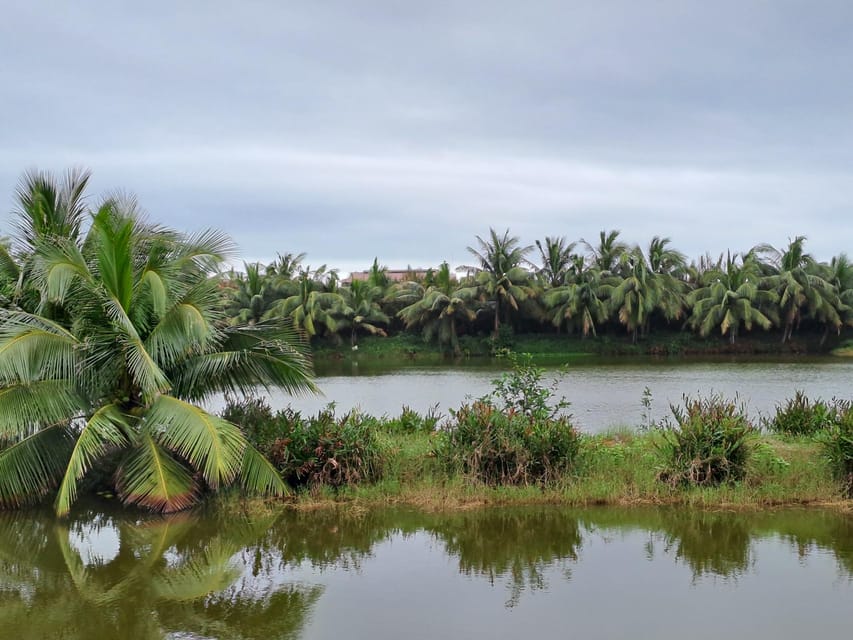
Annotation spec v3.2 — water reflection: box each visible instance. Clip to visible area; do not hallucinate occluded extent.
[0,508,322,640]
[0,505,852,638]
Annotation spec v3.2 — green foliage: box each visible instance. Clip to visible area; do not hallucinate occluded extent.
[657,394,755,487]
[0,169,315,515]
[766,390,835,436]
[435,352,578,485]
[222,398,383,489]
[488,350,571,420]
[382,405,442,434]
[436,401,579,485]
[818,400,853,494]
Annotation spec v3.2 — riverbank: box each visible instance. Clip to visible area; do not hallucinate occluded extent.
[227,430,852,515]
[313,330,846,362]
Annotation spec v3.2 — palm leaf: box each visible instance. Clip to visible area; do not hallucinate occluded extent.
[115,434,198,512]
[150,540,240,601]
[55,404,132,516]
[145,396,245,489]
[240,444,288,496]
[0,425,75,507]
[0,380,83,438]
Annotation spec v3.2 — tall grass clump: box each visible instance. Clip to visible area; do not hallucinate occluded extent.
[766,390,835,436]
[222,397,383,489]
[819,400,853,495]
[657,394,755,487]
[435,352,580,485]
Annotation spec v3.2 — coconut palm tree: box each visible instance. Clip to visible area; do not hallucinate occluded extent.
[465,228,533,337]
[266,270,342,339]
[757,237,840,342]
[688,251,777,344]
[397,262,478,354]
[0,178,315,515]
[544,257,607,338]
[226,262,277,326]
[534,236,577,289]
[581,229,629,275]
[335,279,389,346]
[604,244,686,343]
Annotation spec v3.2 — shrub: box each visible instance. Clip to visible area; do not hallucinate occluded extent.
[436,401,579,485]
[819,400,853,495]
[766,390,835,436]
[221,397,383,489]
[435,352,579,485]
[657,394,755,487]
[383,405,442,434]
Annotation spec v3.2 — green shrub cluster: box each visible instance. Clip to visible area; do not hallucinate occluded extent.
[383,405,442,434]
[434,352,579,485]
[766,390,836,436]
[657,394,755,487]
[819,400,853,495]
[222,397,383,489]
[435,401,580,485]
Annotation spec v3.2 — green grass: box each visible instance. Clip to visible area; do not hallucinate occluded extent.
[276,428,846,512]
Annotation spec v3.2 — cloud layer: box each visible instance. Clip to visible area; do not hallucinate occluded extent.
[3,1,852,271]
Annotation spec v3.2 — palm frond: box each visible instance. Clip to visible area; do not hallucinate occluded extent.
[145,396,245,489]
[0,380,83,438]
[115,434,198,512]
[0,425,74,508]
[240,444,288,496]
[55,404,132,516]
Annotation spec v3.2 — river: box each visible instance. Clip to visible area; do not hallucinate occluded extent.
[209,355,853,432]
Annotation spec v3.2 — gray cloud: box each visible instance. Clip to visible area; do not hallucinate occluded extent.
[2,0,852,272]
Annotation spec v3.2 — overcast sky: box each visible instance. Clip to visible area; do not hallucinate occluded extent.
[2,0,852,273]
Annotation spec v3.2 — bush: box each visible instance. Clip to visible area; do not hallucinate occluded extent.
[221,397,383,489]
[434,352,579,485]
[766,391,835,436]
[657,394,755,487]
[819,400,853,495]
[436,401,579,485]
[383,405,442,434]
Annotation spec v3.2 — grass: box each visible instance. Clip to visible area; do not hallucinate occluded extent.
[312,329,843,363]
[253,428,847,513]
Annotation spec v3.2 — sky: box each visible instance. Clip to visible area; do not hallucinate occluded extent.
[2,0,853,274]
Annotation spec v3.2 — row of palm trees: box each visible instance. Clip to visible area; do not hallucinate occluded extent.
[225,228,853,353]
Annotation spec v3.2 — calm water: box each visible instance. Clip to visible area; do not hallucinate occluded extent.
[3,505,852,639]
[212,356,853,432]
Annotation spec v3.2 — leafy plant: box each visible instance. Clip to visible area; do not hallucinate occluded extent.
[818,399,853,495]
[222,398,382,489]
[657,394,755,487]
[766,390,835,436]
[435,351,578,485]
[383,405,442,434]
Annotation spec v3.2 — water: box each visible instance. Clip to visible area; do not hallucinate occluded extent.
[212,356,853,432]
[2,505,852,639]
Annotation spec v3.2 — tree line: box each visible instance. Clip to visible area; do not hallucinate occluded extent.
[224,229,853,353]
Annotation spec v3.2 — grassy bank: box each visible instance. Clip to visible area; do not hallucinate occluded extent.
[275,430,849,512]
[313,329,842,362]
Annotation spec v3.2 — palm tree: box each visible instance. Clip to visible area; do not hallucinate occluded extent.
[688,251,778,344]
[544,257,607,338]
[336,279,389,346]
[534,236,576,289]
[266,270,342,339]
[397,262,478,354]
[581,229,629,274]
[0,176,316,515]
[757,237,839,342]
[465,228,533,337]
[226,262,276,325]
[604,244,686,343]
